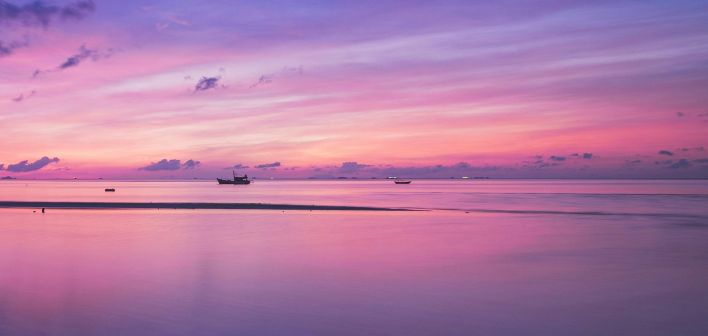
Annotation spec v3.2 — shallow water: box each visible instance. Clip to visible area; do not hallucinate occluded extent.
[1,180,707,335]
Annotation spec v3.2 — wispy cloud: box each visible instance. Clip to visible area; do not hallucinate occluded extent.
[658,150,674,156]
[10,89,36,102]
[59,45,99,69]
[681,146,705,152]
[0,39,28,57]
[249,66,303,88]
[227,164,249,169]
[33,45,115,77]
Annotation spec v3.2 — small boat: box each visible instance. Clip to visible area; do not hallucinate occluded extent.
[394,179,412,184]
[217,171,251,185]
[105,188,116,192]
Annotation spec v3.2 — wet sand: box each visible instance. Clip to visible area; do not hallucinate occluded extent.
[0,201,406,211]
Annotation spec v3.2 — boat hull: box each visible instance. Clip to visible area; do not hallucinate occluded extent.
[217,178,251,185]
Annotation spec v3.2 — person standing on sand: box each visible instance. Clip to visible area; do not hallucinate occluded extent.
[41,208,45,213]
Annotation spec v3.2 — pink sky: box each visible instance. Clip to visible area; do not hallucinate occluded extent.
[1,0,707,178]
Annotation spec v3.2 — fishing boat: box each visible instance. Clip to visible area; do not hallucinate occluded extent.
[217,171,251,185]
[394,179,412,184]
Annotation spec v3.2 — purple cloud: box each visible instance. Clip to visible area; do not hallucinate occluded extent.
[1,156,59,172]
[194,76,220,91]
[0,39,28,57]
[182,159,200,169]
[339,161,370,173]
[0,0,95,28]
[256,162,281,169]
[658,150,674,156]
[59,45,99,69]
[681,146,705,152]
[140,159,201,171]
[667,159,691,169]
[10,89,35,102]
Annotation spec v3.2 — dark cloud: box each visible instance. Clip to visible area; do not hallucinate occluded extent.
[182,159,200,169]
[140,159,181,171]
[60,0,95,20]
[140,159,201,171]
[1,156,59,172]
[681,146,705,152]
[256,162,281,169]
[693,158,708,164]
[658,150,674,156]
[582,153,593,159]
[523,155,561,168]
[627,159,642,164]
[339,161,370,173]
[0,39,28,57]
[32,45,115,77]
[667,159,691,169]
[59,45,98,69]
[229,164,249,169]
[0,0,95,28]
[194,76,220,91]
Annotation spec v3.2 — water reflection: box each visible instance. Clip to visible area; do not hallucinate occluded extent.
[1,209,707,335]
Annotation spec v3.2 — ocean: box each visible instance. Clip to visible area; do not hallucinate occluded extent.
[1,179,707,335]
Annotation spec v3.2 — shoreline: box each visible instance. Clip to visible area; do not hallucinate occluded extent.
[0,201,407,211]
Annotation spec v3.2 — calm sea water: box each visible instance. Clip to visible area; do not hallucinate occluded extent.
[1,180,707,335]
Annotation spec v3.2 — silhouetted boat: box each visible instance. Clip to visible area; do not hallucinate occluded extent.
[217,171,251,185]
[105,188,116,192]
[394,179,412,184]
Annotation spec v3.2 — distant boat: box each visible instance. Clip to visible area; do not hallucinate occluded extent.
[105,188,116,192]
[217,171,251,185]
[394,179,412,184]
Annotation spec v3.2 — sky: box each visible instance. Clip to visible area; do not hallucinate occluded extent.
[1,0,707,179]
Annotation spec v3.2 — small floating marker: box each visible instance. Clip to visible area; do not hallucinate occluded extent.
[105,188,116,192]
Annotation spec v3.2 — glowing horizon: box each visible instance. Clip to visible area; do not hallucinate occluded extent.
[1,0,707,179]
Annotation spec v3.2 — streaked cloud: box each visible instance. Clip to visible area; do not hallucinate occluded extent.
[256,162,281,169]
